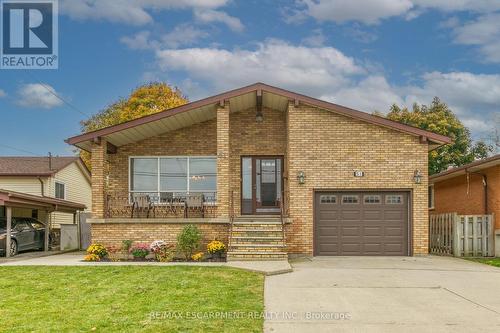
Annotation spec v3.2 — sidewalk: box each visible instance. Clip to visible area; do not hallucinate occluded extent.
[0,251,292,275]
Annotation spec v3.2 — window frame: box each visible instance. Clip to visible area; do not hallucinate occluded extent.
[363,195,381,204]
[342,195,359,204]
[54,180,66,200]
[128,156,217,204]
[428,184,435,210]
[320,195,337,204]
[385,194,403,204]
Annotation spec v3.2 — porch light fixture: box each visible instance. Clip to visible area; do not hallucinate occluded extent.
[413,169,422,184]
[255,110,263,122]
[297,171,306,185]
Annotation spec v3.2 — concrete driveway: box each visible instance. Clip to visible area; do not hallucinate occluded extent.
[265,256,500,332]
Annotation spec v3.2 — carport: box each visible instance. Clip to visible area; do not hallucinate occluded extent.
[0,189,86,257]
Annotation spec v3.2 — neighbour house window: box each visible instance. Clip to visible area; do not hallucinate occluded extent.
[130,157,217,203]
[428,185,435,209]
[55,181,66,199]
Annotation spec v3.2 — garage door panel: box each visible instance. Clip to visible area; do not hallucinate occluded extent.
[319,243,339,253]
[315,191,409,256]
[384,210,405,220]
[319,210,339,220]
[363,243,382,253]
[384,243,404,253]
[342,243,361,253]
[341,210,361,220]
[363,210,383,220]
[318,226,339,236]
[385,226,403,236]
[364,226,383,236]
[341,226,361,236]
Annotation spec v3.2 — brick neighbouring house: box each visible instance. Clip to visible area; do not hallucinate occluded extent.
[429,154,499,229]
[66,83,451,259]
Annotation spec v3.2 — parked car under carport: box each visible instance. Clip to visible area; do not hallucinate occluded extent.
[0,217,49,256]
[0,189,86,258]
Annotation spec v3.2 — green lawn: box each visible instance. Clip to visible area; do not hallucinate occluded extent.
[465,257,500,268]
[0,266,264,332]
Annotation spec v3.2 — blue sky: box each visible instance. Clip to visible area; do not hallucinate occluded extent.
[0,0,499,156]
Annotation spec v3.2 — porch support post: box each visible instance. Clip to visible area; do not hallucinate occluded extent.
[6,206,12,258]
[216,101,230,218]
[44,210,50,252]
[91,137,107,218]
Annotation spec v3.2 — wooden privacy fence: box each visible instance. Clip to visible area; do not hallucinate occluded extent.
[429,213,495,257]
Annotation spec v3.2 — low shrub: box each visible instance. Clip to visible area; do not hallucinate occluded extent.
[207,240,226,255]
[150,240,175,262]
[86,243,108,258]
[83,253,101,262]
[191,252,204,261]
[177,225,202,261]
[107,245,122,261]
[130,243,150,259]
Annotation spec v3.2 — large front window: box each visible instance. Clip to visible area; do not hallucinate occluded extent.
[130,157,217,203]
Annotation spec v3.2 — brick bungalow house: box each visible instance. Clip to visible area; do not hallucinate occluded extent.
[66,83,450,259]
[429,154,499,230]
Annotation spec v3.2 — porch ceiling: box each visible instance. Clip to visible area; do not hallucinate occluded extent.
[72,90,289,152]
[67,82,451,152]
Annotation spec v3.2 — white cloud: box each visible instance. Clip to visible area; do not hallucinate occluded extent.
[194,9,244,32]
[60,0,153,25]
[403,72,500,132]
[121,25,209,50]
[162,24,210,48]
[155,39,364,96]
[0,89,6,98]
[294,0,500,25]
[60,0,232,25]
[301,29,326,47]
[321,76,404,113]
[452,13,500,63]
[152,40,497,136]
[17,84,63,109]
[412,0,500,13]
[120,31,157,50]
[299,0,413,25]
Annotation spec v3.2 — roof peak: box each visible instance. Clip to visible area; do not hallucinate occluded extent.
[66,82,452,149]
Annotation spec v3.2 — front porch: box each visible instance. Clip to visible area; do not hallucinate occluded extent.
[82,92,291,259]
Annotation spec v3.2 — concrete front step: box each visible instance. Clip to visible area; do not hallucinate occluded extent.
[233,221,282,225]
[231,236,283,240]
[227,251,288,261]
[231,226,283,233]
[231,243,285,249]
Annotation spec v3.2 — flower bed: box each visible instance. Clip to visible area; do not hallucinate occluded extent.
[83,225,227,263]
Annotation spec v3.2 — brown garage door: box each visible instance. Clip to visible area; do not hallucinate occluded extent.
[314,191,409,256]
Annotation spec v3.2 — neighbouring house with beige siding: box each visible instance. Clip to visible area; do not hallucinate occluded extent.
[66,83,451,260]
[0,156,91,228]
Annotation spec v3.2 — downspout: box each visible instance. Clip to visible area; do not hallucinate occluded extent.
[38,177,45,197]
[469,170,488,214]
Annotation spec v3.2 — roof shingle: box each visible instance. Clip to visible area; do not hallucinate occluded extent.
[0,156,79,176]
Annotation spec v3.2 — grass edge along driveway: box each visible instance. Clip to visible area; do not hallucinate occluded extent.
[0,266,264,332]
[465,257,500,268]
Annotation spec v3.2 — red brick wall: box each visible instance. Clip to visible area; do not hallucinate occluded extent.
[432,165,500,228]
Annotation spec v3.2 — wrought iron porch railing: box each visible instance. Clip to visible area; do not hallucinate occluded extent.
[104,192,217,218]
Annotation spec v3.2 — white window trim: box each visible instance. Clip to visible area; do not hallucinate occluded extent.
[54,180,66,200]
[428,184,435,210]
[128,156,217,202]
